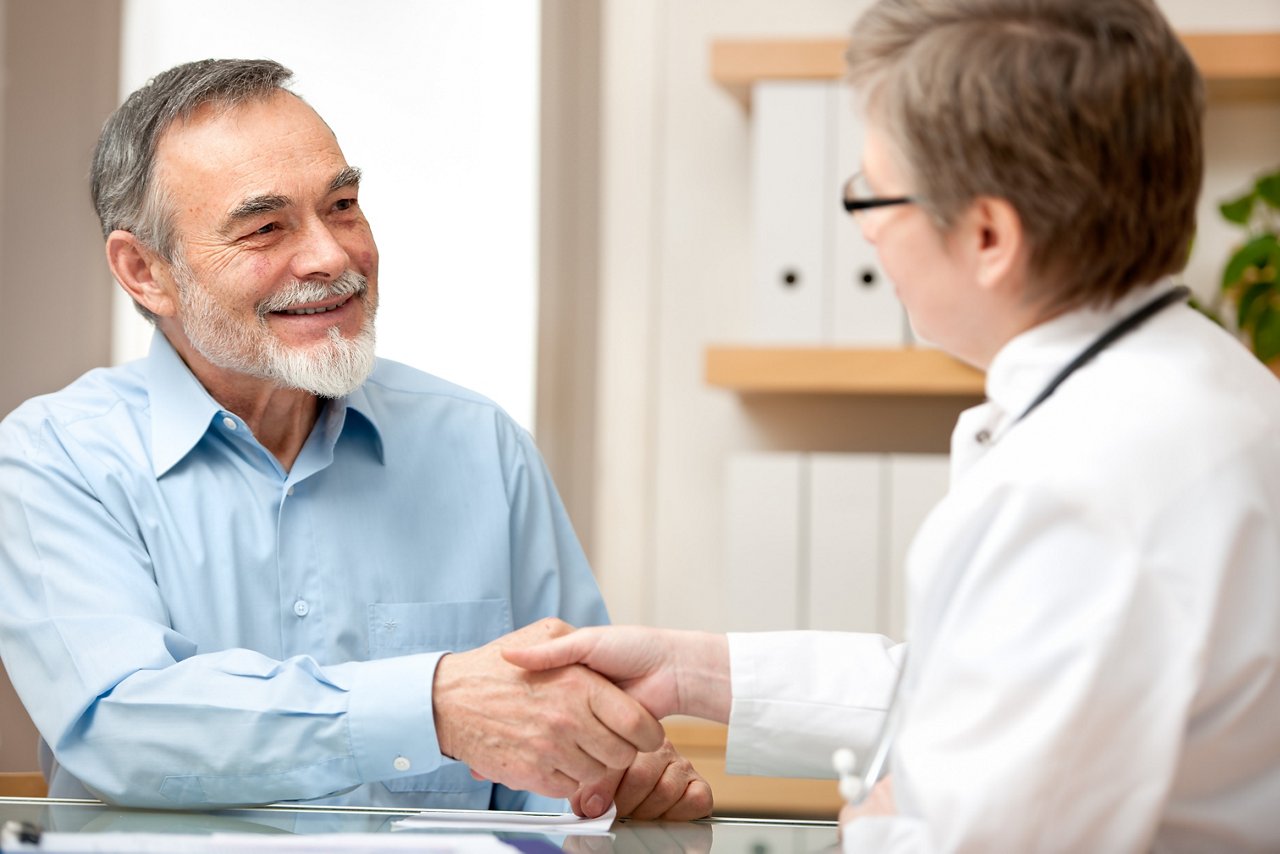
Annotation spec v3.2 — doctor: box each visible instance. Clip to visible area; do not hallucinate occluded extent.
[508,0,1280,849]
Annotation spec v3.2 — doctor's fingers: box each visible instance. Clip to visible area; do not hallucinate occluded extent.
[504,626,606,671]
[574,740,704,819]
[506,625,671,684]
[584,670,666,754]
[617,748,712,820]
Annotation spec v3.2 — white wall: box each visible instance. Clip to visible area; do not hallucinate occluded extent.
[593,0,1280,631]
[113,0,540,428]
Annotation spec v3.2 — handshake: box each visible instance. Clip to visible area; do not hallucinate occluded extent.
[432,619,727,820]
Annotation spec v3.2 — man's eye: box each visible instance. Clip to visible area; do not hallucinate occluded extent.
[334,198,357,212]
[252,222,277,236]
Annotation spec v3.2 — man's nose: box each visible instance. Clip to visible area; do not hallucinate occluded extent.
[291,217,349,280]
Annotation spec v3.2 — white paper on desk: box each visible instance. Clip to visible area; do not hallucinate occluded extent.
[4,830,514,853]
[392,803,616,835]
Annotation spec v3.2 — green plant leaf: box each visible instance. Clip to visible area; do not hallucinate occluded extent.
[1221,234,1280,290]
[1257,172,1280,209]
[1237,281,1273,329]
[1220,191,1257,225]
[1251,302,1280,363]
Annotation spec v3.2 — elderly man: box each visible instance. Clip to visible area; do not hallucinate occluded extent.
[0,58,709,820]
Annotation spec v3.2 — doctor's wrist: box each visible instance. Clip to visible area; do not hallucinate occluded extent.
[675,630,732,724]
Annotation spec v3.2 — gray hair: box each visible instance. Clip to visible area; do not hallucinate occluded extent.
[847,0,1203,312]
[91,58,296,321]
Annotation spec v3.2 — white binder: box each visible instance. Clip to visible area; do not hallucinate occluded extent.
[806,453,884,632]
[750,81,830,342]
[829,82,908,345]
[724,453,803,631]
[885,454,951,640]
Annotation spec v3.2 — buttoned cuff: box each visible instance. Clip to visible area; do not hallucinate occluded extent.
[325,652,448,785]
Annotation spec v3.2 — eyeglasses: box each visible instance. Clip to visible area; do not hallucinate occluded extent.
[842,172,914,216]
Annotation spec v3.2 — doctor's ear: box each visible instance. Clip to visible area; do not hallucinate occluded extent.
[104,230,179,318]
[962,196,1027,294]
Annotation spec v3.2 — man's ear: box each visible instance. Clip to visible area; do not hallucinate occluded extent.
[105,230,179,318]
[963,196,1027,295]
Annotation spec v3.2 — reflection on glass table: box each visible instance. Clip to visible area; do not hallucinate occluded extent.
[0,798,837,854]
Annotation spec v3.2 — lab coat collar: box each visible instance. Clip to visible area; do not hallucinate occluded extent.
[983,280,1178,433]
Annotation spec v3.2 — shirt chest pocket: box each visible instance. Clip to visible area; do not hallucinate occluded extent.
[367,599,512,659]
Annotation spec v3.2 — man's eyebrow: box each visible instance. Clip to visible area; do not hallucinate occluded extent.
[221,194,291,235]
[329,166,362,193]
[218,168,362,237]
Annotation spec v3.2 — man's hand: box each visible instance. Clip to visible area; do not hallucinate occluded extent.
[572,739,713,821]
[432,619,665,798]
[501,625,731,723]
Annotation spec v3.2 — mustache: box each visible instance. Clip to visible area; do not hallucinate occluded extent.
[257,271,369,317]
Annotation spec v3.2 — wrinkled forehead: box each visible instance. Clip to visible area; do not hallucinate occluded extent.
[151,91,350,229]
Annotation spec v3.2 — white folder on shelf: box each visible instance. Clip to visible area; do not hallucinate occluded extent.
[829,82,906,346]
[806,453,884,632]
[885,454,951,640]
[750,81,830,343]
[725,453,803,631]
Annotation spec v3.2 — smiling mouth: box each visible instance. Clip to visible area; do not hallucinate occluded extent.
[274,296,351,316]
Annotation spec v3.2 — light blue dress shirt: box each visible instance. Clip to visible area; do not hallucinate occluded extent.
[0,332,607,810]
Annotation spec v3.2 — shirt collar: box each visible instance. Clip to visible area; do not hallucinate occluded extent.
[983,280,1177,429]
[145,332,226,478]
[337,382,386,465]
[144,330,387,477]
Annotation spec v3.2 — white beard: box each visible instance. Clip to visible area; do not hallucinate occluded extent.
[174,263,378,399]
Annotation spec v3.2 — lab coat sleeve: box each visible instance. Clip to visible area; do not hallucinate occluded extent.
[843,484,1201,852]
[726,631,904,778]
[0,418,443,809]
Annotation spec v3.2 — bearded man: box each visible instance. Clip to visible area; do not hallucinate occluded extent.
[0,58,709,821]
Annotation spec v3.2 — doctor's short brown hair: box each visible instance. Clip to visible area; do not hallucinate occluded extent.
[847,0,1204,312]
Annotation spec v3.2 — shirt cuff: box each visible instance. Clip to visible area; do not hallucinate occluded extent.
[324,652,447,785]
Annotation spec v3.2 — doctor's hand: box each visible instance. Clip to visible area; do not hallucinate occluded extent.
[432,618,665,799]
[572,738,713,820]
[502,625,732,723]
[838,775,897,836]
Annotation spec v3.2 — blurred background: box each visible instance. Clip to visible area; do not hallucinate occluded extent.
[1,0,1277,795]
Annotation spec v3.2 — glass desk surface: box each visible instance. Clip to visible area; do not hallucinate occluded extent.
[0,797,837,853]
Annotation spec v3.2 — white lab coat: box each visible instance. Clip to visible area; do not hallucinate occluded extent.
[726,284,1280,852]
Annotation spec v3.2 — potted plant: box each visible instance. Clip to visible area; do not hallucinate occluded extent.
[1219,168,1280,368]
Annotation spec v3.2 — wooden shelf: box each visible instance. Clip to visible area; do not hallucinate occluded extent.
[706,345,985,397]
[665,718,844,818]
[711,32,1280,108]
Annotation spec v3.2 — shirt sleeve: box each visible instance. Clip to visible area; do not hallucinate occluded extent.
[846,484,1201,852]
[501,420,609,630]
[0,417,444,808]
[726,631,904,778]
[486,416,608,812]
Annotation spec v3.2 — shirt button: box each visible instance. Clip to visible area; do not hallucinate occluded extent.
[223,416,237,430]
[293,599,310,617]
[287,486,295,496]
[393,756,412,772]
